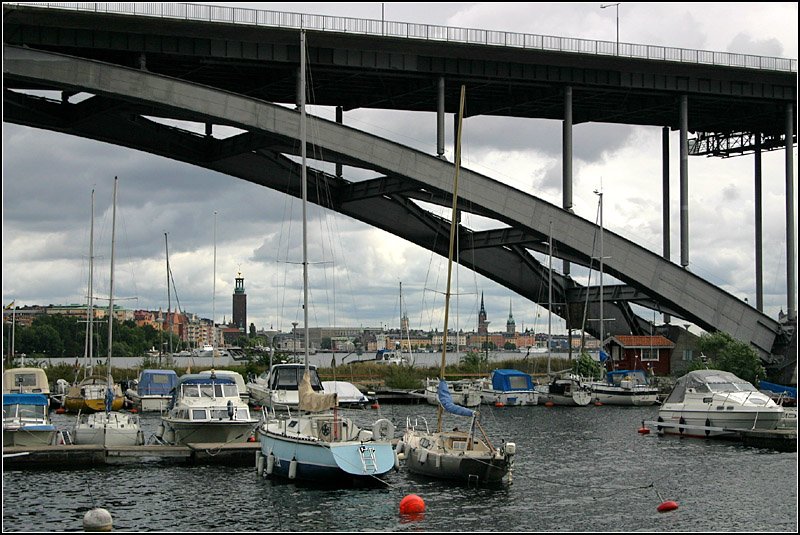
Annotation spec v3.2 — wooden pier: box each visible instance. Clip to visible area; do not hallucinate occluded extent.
[2,442,261,469]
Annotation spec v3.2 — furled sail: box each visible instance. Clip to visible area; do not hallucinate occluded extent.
[298,370,338,412]
[437,379,474,417]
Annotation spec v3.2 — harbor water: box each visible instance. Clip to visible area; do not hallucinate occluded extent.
[2,403,797,532]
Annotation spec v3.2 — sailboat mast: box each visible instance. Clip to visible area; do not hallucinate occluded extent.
[107,177,118,380]
[597,190,604,357]
[547,220,553,377]
[212,210,217,346]
[84,189,95,378]
[165,232,173,355]
[436,84,466,432]
[300,29,309,371]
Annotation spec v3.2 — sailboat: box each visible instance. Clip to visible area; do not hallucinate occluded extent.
[399,85,517,485]
[534,221,591,407]
[64,188,125,414]
[255,30,397,484]
[73,178,144,446]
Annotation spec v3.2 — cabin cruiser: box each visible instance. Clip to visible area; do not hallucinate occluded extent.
[589,369,659,406]
[321,381,371,408]
[155,372,259,445]
[657,370,785,437]
[479,369,539,406]
[3,393,58,447]
[199,369,250,405]
[535,373,591,406]
[125,369,178,412]
[246,363,324,409]
[2,367,50,397]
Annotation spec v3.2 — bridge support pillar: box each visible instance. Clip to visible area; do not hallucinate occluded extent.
[755,133,763,312]
[661,126,671,323]
[785,103,796,322]
[336,106,343,178]
[679,94,689,269]
[562,86,573,276]
[437,77,445,159]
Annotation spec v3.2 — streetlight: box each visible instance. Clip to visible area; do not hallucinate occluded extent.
[600,3,620,56]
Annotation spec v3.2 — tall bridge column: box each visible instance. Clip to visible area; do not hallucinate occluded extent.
[336,106,343,178]
[754,133,763,312]
[437,76,445,159]
[679,95,689,268]
[785,103,796,321]
[562,86,573,276]
[662,126,671,323]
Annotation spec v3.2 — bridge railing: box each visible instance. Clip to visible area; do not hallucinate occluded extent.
[11,2,798,73]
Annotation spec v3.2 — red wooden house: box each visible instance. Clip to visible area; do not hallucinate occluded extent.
[603,335,675,376]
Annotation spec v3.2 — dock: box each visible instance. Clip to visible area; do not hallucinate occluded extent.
[2,442,261,469]
[643,420,797,452]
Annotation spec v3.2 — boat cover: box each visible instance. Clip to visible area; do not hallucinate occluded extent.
[3,393,50,406]
[438,379,474,417]
[298,370,338,412]
[491,369,534,391]
[665,369,756,404]
[759,380,796,400]
[605,369,649,386]
[177,374,236,385]
[137,369,178,396]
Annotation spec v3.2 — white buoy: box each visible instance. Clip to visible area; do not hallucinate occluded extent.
[83,508,113,532]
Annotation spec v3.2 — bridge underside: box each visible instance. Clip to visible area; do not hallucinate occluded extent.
[2,45,789,362]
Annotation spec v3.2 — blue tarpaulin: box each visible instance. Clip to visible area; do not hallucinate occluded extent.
[437,379,474,417]
[759,380,796,400]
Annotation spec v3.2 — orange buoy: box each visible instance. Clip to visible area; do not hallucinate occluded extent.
[130,408,138,414]
[594,401,603,406]
[399,494,425,515]
[247,435,256,442]
[638,421,651,434]
[544,401,555,407]
[371,402,380,409]
[657,500,679,513]
[495,401,505,408]
[56,407,66,414]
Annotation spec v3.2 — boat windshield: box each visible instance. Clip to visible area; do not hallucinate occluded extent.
[182,383,238,398]
[706,380,758,393]
[3,403,47,420]
[272,367,322,391]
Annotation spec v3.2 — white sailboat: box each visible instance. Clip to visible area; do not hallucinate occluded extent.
[73,178,144,446]
[400,86,517,485]
[535,221,591,407]
[255,30,397,484]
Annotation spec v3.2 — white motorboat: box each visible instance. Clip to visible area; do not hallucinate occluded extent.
[657,369,786,437]
[536,373,591,406]
[125,369,178,412]
[424,378,481,408]
[322,381,371,408]
[589,369,659,406]
[3,393,58,447]
[247,363,325,409]
[479,369,539,406]
[156,372,260,445]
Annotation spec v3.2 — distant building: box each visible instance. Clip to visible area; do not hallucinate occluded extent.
[506,299,516,337]
[478,292,490,335]
[232,272,247,334]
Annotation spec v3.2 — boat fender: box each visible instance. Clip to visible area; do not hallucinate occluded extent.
[704,418,711,437]
[430,451,440,468]
[678,417,686,435]
[372,418,395,441]
[504,442,516,456]
[394,450,400,471]
[266,453,275,476]
[288,458,298,479]
[256,453,265,476]
[396,440,405,454]
[656,416,664,432]
[227,400,234,420]
[418,448,428,464]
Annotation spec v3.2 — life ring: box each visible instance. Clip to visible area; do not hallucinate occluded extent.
[371,418,395,441]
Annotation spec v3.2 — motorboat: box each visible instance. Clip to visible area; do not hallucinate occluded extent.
[156,372,259,445]
[125,369,178,412]
[2,367,50,398]
[322,381,371,408]
[199,369,250,405]
[3,393,58,447]
[479,369,539,406]
[536,373,591,406]
[589,369,659,406]
[657,369,786,438]
[247,363,324,409]
[424,378,481,408]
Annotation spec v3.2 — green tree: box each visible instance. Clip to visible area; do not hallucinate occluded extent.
[689,331,766,384]
[572,351,604,380]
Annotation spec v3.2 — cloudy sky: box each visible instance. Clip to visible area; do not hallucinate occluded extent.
[2,2,797,339]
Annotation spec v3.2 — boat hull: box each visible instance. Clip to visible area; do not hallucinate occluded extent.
[590,385,659,406]
[657,406,785,437]
[73,412,144,446]
[133,395,171,413]
[481,390,539,406]
[159,418,257,445]
[258,429,396,482]
[3,426,57,447]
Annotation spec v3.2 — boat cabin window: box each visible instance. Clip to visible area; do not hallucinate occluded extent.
[507,376,530,389]
[451,439,467,451]
[3,404,45,419]
[11,373,41,389]
[707,381,756,393]
[191,409,208,420]
[272,368,322,391]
